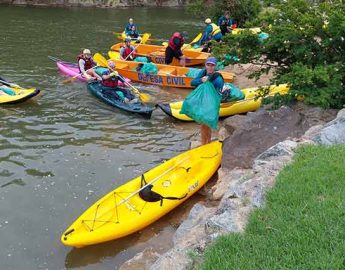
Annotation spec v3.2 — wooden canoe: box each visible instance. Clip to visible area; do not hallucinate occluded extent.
[107,51,234,88]
[110,43,210,66]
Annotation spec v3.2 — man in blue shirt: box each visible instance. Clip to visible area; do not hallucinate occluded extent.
[124,18,141,41]
[217,12,232,35]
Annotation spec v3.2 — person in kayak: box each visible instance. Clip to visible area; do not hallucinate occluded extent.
[165,31,188,65]
[191,57,225,145]
[198,18,222,52]
[101,61,139,104]
[217,12,233,35]
[124,18,141,42]
[77,49,102,81]
[120,38,136,61]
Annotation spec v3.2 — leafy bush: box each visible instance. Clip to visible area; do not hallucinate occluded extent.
[213,0,345,109]
[187,0,261,26]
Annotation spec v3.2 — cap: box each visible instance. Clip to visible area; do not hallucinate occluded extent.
[125,37,131,42]
[83,49,91,55]
[205,18,212,24]
[205,56,217,65]
[129,18,133,22]
[108,60,115,68]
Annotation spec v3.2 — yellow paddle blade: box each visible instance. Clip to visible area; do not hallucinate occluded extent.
[139,92,150,102]
[190,33,202,45]
[63,77,77,84]
[94,53,109,68]
[141,33,151,44]
[108,51,121,60]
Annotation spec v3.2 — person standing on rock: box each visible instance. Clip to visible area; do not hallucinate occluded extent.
[189,56,224,144]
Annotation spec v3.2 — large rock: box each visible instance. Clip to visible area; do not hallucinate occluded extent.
[221,107,306,170]
[119,248,160,270]
[313,113,345,145]
[149,248,193,270]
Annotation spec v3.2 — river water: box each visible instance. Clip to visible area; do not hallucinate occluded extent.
[0,5,204,269]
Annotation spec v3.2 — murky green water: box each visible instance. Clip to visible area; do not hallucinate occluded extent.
[0,5,203,269]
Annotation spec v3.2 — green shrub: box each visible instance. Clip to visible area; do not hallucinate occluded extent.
[213,0,345,109]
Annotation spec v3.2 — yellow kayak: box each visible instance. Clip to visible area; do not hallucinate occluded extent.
[0,86,40,105]
[116,31,150,44]
[161,41,203,52]
[157,84,289,121]
[231,27,261,35]
[61,141,222,248]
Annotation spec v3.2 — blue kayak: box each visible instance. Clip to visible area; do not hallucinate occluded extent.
[87,82,153,118]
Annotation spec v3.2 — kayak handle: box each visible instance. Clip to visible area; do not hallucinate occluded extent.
[64,228,75,237]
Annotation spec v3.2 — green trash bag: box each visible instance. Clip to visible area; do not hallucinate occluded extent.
[180,81,221,129]
[94,67,108,76]
[134,56,149,63]
[0,87,16,96]
[185,68,201,78]
[137,63,158,74]
[221,83,245,102]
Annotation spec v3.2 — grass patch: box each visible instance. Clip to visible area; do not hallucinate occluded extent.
[200,145,345,269]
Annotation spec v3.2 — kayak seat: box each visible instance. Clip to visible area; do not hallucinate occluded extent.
[139,175,187,206]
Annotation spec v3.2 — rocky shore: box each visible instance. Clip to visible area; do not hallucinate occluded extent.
[119,105,344,269]
[0,0,186,8]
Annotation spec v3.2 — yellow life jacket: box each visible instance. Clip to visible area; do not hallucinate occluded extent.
[210,23,221,36]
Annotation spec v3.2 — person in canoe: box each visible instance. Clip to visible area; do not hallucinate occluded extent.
[198,18,222,52]
[120,38,136,61]
[124,18,141,42]
[217,11,233,35]
[165,31,188,65]
[101,60,139,104]
[77,49,102,81]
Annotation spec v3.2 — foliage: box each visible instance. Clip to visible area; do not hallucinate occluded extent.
[201,145,345,269]
[213,0,345,109]
[187,0,261,26]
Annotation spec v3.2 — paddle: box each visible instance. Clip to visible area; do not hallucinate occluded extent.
[63,65,99,84]
[181,33,203,51]
[114,32,151,37]
[114,32,151,44]
[93,53,150,102]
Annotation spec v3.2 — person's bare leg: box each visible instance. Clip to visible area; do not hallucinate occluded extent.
[87,69,102,80]
[201,124,212,145]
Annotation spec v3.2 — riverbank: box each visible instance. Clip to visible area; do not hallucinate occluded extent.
[119,107,345,269]
[0,0,186,8]
[201,144,345,269]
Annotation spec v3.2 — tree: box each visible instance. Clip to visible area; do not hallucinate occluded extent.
[213,0,345,108]
[187,0,261,26]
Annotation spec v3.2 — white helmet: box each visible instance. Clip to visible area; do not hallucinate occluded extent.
[205,18,212,24]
